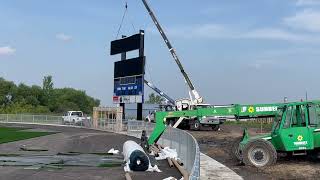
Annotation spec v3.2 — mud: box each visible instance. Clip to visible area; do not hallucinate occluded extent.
[190,124,320,180]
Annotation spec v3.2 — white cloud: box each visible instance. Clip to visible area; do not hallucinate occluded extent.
[150,23,320,42]
[242,28,305,41]
[56,33,72,41]
[149,24,228,39]
[0,46,16,56]
[284,9,320,32]
[296,0,320,6]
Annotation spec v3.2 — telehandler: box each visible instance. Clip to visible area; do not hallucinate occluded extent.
[233,100,320,167]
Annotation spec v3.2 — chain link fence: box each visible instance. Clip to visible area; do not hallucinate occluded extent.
[0,114,200,180]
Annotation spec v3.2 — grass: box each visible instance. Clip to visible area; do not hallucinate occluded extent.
[97,163,122,168]
[57,151,119,156]
[0,154,21,157]
[0,126,55,144]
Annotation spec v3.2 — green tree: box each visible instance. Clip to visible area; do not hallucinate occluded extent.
[43,75,54,92]
[146,93,165,104]
[42,75,54,106]
[0,76,100,115]
[0,78,16,107]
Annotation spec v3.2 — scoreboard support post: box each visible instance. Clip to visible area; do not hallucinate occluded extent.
[120,35,127,120]
[136,30,144,120]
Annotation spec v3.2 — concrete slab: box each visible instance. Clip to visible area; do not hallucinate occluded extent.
[200,153,243,180]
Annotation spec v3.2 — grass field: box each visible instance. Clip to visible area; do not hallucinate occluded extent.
[0,126,55,144]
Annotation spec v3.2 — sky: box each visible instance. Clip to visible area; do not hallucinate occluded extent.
[1,0,320,106]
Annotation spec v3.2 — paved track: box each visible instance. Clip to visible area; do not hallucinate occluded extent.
[0,124,181,180]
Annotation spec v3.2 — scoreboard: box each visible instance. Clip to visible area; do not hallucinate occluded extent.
[110,32,145,104]
[113,57,145,104]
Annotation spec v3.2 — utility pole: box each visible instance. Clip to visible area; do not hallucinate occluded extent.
[306,91,308,101]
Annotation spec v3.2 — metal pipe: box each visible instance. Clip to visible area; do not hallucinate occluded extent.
[125,172,132,180]
[171,158,189,179]
[151,145,161,153]
[177,159,184,166]
[156,143,164,149]
[167,157,174,168]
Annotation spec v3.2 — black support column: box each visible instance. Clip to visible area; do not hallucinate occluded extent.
[120,35,127,120]
[137,30,144,120]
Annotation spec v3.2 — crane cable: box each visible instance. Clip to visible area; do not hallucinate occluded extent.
[115,1,155,91]
[116,2,128,39]
[115,2,137,39]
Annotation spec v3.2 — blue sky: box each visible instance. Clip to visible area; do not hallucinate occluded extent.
[1,0,320,105]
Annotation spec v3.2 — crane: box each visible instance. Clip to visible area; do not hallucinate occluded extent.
[144,79,175,106]
[141,0,203,105]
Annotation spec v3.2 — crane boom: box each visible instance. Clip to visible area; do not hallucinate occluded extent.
[144,79,176,105]
[141,0,203,104]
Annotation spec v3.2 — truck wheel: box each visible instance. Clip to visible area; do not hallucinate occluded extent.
[192,120,201,131]
[212,125,220,131]
[243,139,277,167]
[232,137,243,161]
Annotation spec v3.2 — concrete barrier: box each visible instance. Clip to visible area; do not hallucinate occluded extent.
[157,127,200,179]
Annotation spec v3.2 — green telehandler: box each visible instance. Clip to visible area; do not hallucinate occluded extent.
[146,100,320,168]
[233,100,320,167]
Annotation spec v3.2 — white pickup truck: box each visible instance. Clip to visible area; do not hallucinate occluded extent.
[62,111,90,125]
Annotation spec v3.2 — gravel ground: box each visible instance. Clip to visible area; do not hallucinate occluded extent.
[0,123,181,180]
[190,125,320,180]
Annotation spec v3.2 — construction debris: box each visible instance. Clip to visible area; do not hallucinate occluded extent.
[155,147,178,161]
[125,172,132,180]
[107,148,120,155]
[167,157,173,168]
[20,145,48,152]
[162,177,177,180]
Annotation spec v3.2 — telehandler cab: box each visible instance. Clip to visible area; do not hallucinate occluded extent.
[234,101,320,167]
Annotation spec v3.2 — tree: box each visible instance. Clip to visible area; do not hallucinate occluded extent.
[43,75,53,95]
[0,78,16,107]
[43,76,53,91]
[42,75,54,106]
[146,93,165,104]
[0,76,100,114]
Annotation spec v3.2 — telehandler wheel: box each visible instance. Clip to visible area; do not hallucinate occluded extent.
[308,150,320,162]
[231,137,243,161]
[243,139,277,167]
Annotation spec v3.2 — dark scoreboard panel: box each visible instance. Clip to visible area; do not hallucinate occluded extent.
[114,57,145,78]
[113,57,145,104]
[110,34,143,55]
